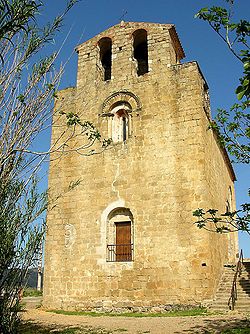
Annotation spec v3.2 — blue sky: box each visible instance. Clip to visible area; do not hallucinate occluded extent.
[40,0,249,256]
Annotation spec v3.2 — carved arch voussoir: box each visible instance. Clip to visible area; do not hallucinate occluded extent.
[100,90,142,116]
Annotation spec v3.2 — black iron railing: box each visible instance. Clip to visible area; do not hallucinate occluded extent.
[228,249,244,310]
[107,244,133,262]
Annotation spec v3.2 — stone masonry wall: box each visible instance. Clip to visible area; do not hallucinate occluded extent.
[43,22,237,311]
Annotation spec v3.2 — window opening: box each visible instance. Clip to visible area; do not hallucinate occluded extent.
[113,109,128,142]
[99,37,112,81]
[109,102,131,143]
[226,187,233,213]
[133,29,149,76]
[122,117,127,141]
[115,222,132,261]
[106,208,134,262]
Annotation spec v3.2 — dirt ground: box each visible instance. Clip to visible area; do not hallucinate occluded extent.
[21,298,250,334]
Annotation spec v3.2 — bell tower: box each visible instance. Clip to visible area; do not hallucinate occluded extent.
[43,22,238,311]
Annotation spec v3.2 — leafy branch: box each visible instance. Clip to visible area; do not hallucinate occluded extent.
[194,0,249,236]
[193,204,250,235]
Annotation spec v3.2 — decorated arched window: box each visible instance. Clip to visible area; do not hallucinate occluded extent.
[110,102,132,143]
[100,91,142,143]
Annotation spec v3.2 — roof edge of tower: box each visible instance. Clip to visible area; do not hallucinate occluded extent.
[168,25,185,60]
[76,21,185,57]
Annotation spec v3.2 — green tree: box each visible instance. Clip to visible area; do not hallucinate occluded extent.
[0,178,46,333]
[193,0,250,234]
[0,1,109,332]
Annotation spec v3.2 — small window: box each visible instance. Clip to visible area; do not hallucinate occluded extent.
[109,102,132,143]
[133,29,149,76]
[99,37,112,81]
[112,109,128,143]
[226,186,233,213]
[115,222,132,261]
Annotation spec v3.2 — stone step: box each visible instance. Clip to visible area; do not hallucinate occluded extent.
[217,288,250,293]
[221,283,250,286]
[216,286,250,296]
[217,300,250,304]
[210,306,230,311]
[218,284,250,287]
[213,297,250,304]
[210,261,250,311]
[211,306,250,311]
[211,301,250,307]
[216,292,250,296]
[237,287,250,290]
[214,296,250,301]
[223,272,249,275]
[217,287,250,292]
[235,303,250,306]
[214,296,250,300]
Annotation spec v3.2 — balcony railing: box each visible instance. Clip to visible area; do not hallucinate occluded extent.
[107,244,133,262]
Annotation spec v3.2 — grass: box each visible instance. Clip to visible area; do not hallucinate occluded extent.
[48,307,207,317]
[23,288,43,297]
[220,329,250,334]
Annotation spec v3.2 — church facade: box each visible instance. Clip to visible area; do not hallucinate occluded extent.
[43,22,238,311]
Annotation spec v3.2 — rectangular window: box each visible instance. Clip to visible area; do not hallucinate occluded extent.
[107,221,133,262]
[116,222,132,261]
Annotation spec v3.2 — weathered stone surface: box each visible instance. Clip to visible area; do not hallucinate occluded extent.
[43,22,238,311]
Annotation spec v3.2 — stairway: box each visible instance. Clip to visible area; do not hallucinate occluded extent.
[210,260,250,312]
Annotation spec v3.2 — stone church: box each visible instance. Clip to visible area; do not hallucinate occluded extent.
[43,22,238,311]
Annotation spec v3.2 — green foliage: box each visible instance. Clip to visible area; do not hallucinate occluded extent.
[0,0,111,331]
[0,176,46,334]
[0,1,81,333]
[194,0,249,234]
[193,204,250,234]
[196,0,249,164]
[0,0,78,63]
[23,288,42,297]
[48,307,207,317]
[59,111,112,148]
[220,329,250,334]
[0,0,40,41]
